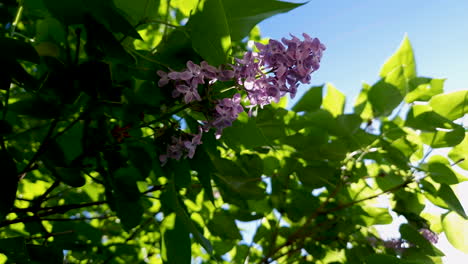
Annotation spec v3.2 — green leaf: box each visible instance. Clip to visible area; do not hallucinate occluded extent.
[115,196,144,230]
[56,122,83,164]
[296,164,335,189]
[189,146,215,202]
[405,104,456,132]
[171,0,198,17]
[222,0,304,41]
[127,142,154,179]
[0,237,29,263]
[114,167,142,201]
[368,80,403,117]
[9,95,60,119]
[427,155,468,185]
[42,0,87,25]
[399,224,444,256]
[292,85,323,112]
[27,244,64,264]
[0,37,40,63]
[360,206,393,226]
[405,77,444,103]
[223,113,268,150]
[164,181,214,255]
[438,184,467,219]
[84,0,142,39]
[365,254,415,264]
[54,167,86,187]
[0,150,18,221]
[420,125,465,148]
[161,213,191,264]
[354,82,373,120]
[0,58,37,90]
[188,0,231,65]
[448,133,468,170]
[380,35,416,81]
[84,18,134,64]
[35,16,67,44]
[442,211,468,253]
[208,210,242,240]
[322,83,345,117]
[429,90,468,121]
[114,0,161,24]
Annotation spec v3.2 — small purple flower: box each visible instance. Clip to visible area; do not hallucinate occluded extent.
[184,127,203,158]
[209,93,244,138]
[179,61,203,82]
[201,61,218,80]
[157,70,170,87]
[175,79,202,104]
[159,137,185,166]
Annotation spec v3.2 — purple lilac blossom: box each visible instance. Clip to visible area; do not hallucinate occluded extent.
[158,61,209,104]
[159,127,204,165]
[156,33,324,162]
[419,228,439,244]
[208,93,244,139]
[383,238,407,255]
[233,33,325,109]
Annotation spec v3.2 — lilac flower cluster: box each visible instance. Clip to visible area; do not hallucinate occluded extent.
[383,238,408,255]
[419,228,438,244]
[233,33,325,110]
[208,93,244,138]
[157,61,234,104]
[159,128,203,166]
[156,33,325,164]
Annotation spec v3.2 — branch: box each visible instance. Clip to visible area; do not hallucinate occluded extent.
[325,178,412,214]
[26,230,75,242]
[2,201,107,227]
[13,200,107,214]
[102,215,157,264]
[18,119,59,179]
[31,180,61,209]
[140,103,192,128]
[40,215,115,222]
[261,183,341,264]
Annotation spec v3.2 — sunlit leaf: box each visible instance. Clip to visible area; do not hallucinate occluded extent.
[188,0,231,65]
[442,211,468,253]
[323,83,345,117]
[429,90,468,121]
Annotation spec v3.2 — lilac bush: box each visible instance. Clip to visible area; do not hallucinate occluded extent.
[157,33,325,164]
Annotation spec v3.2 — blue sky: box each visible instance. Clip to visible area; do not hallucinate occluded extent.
[259,0,468,108]
[256,1,468,262]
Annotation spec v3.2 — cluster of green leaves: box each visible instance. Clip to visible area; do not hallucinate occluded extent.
[0,0,467,264]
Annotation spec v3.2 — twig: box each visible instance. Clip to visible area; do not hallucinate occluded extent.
[325,179,412,214]
[2,201,107,227]
[102,215,157,264]
[26,230,76,242]
[32,180,61,208]
[140,103,192,128]
[40,215,115,222]
[18,119,59,179]
[260,183,341,264]
[74,28,82,65]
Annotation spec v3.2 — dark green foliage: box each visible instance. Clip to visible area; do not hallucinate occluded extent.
[0,1,467,264]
